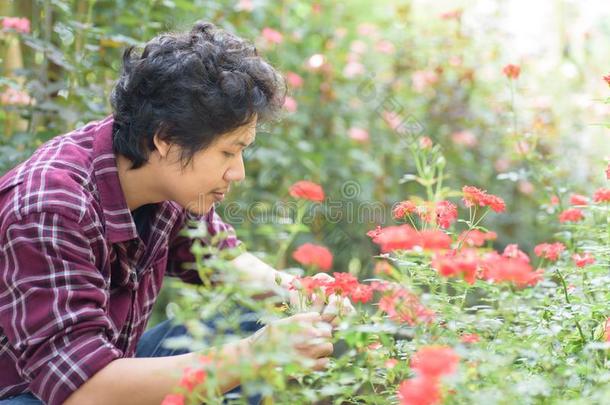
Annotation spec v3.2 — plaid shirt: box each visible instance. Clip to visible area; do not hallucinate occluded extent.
[0,116,239,404]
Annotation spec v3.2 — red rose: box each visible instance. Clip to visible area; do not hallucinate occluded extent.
[371,225,451,253]
[416,201,458,229]
[593,188,610,203]
[292,243,333,271]
[410,346,460,379]
[462,186,505,213]
[290,275,328,295]
[534,242,566,262]
[572,253,595,268]
[378,287,435,325]
[431,249,479,284]
[502,244,530,263]
[481,252,543,287]
[502,64,521,79]
[397,377,441,405]
[434,200,458,229]
[289,180,325,202]
[569,194,589,206]
[558,208,584,223]
[393,200,418,219]
[460,333,480,344]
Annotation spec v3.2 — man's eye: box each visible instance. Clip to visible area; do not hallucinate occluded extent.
[223,151,235,158]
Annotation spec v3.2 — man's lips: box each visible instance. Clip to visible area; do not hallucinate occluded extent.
[211,190,227,202]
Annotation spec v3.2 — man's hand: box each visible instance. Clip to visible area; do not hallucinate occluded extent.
[248,312,334,371]
[229,252,356,324]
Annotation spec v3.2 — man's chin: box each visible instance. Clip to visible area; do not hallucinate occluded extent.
[182,200,214,216]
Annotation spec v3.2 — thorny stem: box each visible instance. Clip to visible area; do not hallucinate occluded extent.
[405,213,418,231]
[510,78,518,136]
[410,144,435,201]
[460,285,470,309]
[555,268,586,345]
[434,162,444,201]
[455,206,491,251]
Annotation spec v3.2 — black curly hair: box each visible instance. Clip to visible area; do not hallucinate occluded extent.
[110,21,286,169]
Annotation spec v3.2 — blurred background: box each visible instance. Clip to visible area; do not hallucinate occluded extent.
[1,0,609,278]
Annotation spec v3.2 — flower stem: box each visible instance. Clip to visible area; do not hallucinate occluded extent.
[460,285,469,309]
[555,268,586,344]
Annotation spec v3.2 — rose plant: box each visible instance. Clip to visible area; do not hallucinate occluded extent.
[163,90,610,402]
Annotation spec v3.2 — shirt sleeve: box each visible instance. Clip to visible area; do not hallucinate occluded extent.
[0,212,122,405]
[166,205,242,284]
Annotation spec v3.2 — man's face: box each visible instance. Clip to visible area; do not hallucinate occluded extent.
[158,120,256,215]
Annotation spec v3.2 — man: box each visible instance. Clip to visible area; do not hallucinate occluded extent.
[0,22,347,405]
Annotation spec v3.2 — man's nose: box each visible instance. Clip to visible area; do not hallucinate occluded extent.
[225,154,245,183]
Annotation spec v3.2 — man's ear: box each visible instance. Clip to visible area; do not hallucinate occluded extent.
[152,132,172,159]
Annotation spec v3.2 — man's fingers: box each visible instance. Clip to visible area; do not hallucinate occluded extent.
[321,294,341,324]
[263,310,336,373]
[342,297,357,315]
[312,357,330,371]
[293,321,333,348]
[297,321,332,340]
[294,335,330,348]
[312,273,334,281]
[314,322,332,338]
[289,311,322,323]
[310,293,326,313]
[315,342,334,358]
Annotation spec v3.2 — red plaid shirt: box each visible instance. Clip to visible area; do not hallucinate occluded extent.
[0,116,239,404]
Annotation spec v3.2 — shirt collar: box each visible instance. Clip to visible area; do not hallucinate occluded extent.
[91,115,139,243]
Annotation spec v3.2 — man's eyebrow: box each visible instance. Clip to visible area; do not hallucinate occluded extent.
[233,140,255,147]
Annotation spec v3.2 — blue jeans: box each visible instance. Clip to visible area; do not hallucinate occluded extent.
[0,315,263,404]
